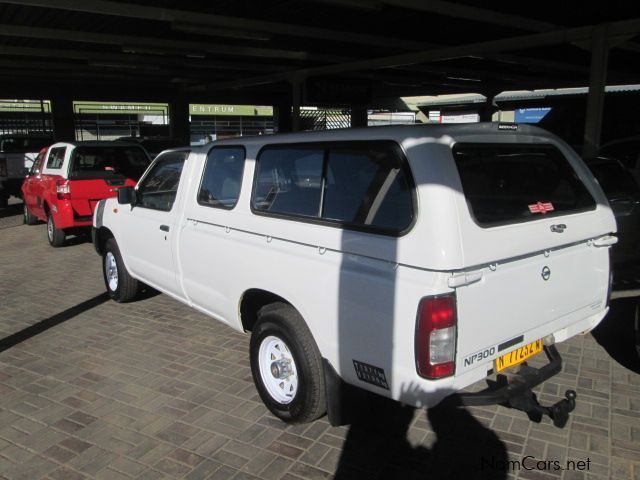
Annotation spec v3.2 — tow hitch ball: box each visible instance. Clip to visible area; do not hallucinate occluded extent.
[508,389,577,429]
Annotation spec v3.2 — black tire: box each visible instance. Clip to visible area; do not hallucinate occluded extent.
[46,213,65,247]
[23,203,38,225]
[250,303,326,423]
[0,196,8,208]
[103,238,140,303]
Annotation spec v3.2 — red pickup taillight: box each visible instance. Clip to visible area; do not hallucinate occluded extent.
[415,295,457,379]
[56,180,71,200]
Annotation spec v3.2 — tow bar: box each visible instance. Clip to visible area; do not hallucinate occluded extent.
[493,366,577,428]
[456,345,577,428]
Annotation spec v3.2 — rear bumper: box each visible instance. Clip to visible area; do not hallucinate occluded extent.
[50,201,93,230]
[452,345,562,407]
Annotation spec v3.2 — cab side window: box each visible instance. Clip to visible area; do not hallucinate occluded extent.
[198,146,245,209]
[252,147,324,217]
[46,147,66,169]
[136,151,188,212]
[323,145,413,231]
[252,141,414,234]
[30,150,46,175]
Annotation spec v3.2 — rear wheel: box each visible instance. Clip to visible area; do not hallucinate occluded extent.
[46,213,65,247]
[23,203,38,225]
[250,303,326,423]
[103,238,140,302]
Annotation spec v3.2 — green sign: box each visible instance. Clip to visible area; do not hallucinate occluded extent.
[0,101,51,112]
[190,104,273,116]
[73,101,169,115]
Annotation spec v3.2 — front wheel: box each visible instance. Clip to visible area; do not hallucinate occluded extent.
[47,213,65,247]
[103,238,140,302]
[250,303,326,423]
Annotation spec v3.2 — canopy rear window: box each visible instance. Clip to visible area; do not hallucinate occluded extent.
[70,146,150,181]
[453,143,596,227]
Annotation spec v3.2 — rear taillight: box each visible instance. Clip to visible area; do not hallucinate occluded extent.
[415,295,457,379]
[56,180,71,200]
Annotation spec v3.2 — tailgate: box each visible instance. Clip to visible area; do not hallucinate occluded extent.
[455,241,609,374]
[450,140,615,374]
[69,177,135,217]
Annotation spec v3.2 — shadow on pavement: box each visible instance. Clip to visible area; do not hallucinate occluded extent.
[592,296,640,374]
[0,293,110,353]
[60,233,92,247]
[0,203,22,219]
[334,393,507,480]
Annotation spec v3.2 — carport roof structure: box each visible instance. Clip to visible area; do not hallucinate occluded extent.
[0,0,640,105]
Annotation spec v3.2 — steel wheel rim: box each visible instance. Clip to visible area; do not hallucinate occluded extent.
[47,216,54,241]
[105,252,118,291]
[258,335,298,404]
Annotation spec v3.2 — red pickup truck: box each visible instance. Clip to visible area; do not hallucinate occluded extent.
[22,141,151,246]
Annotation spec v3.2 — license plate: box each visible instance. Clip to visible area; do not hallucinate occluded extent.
[495,339,543,372]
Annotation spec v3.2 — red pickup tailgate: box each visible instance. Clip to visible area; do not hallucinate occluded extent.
[69,177,136,217]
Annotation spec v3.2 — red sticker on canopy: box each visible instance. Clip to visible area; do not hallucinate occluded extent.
[528,201,554,214]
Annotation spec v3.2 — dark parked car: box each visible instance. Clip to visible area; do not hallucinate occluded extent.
[586,156,640,358]
[599,136,640,186]
[586,156,640,283]
[115,136,185,159]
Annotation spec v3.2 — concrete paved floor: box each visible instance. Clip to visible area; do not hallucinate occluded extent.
[0,205,639,480]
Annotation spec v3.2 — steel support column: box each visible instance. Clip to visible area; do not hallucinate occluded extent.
[51,96,75,141]
[169,99,190,146]
[291,78,302,133]
[583,26,609,159]
[274,102,292,133]
[351,106,368,128]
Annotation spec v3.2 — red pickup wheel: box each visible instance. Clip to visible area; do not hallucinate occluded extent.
[46,214,65,247]
[23,203,38,225]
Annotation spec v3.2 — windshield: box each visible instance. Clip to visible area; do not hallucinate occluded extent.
[70,146,150,180]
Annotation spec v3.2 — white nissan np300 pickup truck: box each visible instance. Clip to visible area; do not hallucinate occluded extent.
[93,123,616,428]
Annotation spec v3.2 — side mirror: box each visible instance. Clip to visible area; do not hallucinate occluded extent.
[117,186,136,205]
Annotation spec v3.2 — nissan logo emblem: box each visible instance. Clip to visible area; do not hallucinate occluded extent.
[541,266,551,281]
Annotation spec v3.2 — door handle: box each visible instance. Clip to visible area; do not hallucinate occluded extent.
[159,225,170,232]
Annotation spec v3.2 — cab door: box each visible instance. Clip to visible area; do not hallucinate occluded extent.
[118,150,189,297]
[23,150,46,214]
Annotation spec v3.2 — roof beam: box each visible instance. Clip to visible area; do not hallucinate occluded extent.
[0,46,290,73]
[187,19,640,92]
[379,0,640,55]
[0,24,348,63]
[378,0,557,32]
[0,0,429,51]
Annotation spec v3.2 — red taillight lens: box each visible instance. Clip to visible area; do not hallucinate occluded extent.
[415,295,457,379]
[56,180,71,200]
